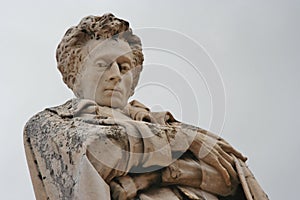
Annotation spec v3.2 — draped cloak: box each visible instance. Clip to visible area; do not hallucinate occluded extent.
[24,99,268,200]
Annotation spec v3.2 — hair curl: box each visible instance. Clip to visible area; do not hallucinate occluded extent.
[56,13,144,96]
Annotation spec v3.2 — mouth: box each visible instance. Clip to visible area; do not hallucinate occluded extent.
[104,88,123,95]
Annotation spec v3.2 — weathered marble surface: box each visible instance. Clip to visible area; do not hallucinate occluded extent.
[24,99,268,200]
[24,13,269,200]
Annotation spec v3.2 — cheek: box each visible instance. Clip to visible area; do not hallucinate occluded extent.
[96,71,107,87]
[79,69,104,97]
[122,73,133,96]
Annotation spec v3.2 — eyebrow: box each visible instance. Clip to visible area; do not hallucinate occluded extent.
[117,55,133,65]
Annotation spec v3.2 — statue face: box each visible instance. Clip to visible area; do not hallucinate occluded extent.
[76,39,134,109]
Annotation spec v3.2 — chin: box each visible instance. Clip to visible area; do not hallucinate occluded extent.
[110,101,126,109]
[97,98,126,109]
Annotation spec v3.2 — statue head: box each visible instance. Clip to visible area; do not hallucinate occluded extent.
[56,13,144,108]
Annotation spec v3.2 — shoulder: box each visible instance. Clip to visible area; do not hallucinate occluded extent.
[23,98,127,139]
[23,99,77,138]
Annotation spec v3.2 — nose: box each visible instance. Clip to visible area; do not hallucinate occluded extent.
[106,61,121,83]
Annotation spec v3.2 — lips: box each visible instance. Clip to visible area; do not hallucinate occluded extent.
[104,88,123,95]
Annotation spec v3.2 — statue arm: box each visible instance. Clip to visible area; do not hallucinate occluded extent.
[126,100,247,173]
[24,107,131,200]
[120,101,247,196]
[110,152,238,200]
[168,122,247,188]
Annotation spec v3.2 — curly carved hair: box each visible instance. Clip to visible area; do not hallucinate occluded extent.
[56,13,144,96]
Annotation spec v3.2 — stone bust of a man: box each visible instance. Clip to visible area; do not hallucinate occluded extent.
[24,13,268,200]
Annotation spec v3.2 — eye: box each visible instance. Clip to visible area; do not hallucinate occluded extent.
[118,62,131,73]
[96,62,108,69]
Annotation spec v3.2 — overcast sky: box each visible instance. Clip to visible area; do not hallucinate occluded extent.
[1,1,299,199]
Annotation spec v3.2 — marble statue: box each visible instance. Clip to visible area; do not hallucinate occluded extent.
[24,13,269,200]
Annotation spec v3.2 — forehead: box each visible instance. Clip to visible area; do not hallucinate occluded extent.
[84,39,133,62]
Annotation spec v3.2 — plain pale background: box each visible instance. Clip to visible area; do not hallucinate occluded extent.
[1,0,299,199]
